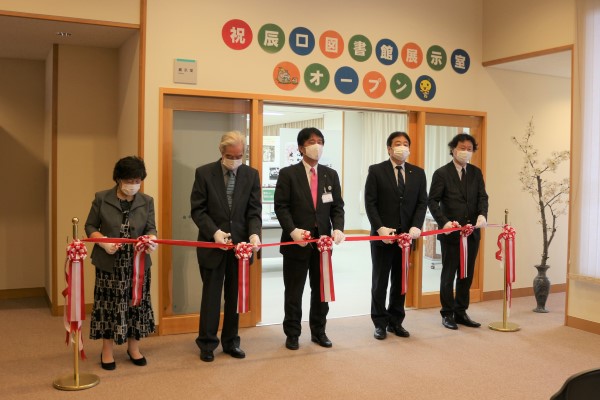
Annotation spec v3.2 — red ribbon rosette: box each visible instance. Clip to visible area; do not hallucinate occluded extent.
[132,235,153,307]
[235,242,254,313]
[459,224,475,279]
[396,233,412,295]
[62,240,87,359]
[496,225,517,308]
[317,236,335,302]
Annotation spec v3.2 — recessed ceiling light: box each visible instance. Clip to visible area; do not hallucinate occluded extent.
[56,32,72,37]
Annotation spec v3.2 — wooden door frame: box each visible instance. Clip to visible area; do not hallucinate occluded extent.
[413,112,487,309]
[157,87,486,334]
[157,91,262,335]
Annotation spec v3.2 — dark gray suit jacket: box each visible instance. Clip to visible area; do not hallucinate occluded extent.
[274,162,345,260]
[85,187,157,273]
[427,161,489,244]
[190,160,262,269]
[364,160,427,243]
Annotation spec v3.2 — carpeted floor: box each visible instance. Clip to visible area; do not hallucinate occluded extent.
[1,292,598,399]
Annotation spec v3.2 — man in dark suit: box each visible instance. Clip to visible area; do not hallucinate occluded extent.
[427,133,489,330]
[190,131,262,362]
[274,127,345,350]
[365,131,427,340]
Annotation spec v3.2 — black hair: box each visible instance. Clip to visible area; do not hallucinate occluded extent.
[113,156,147,183]
[297,127,325,147]
[386,131,411,148]
[448,133,478,155]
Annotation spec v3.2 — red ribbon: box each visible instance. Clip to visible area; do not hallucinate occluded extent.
[396,233,412,295]
[62,240,87,360]
[131,236,153,306]
[459,224,474,279]
[496,225,517,307]
[235,242,253,313]
[317,236,335,302]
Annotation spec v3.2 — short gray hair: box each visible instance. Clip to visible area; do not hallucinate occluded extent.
[219,131,246,154]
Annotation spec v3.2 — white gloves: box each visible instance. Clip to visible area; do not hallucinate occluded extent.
[408,227,421,240]
[377,227,396,244]
[249,234,261,251]
[476,215,487,229]
[99,239,120,255]
[214,229,232,250]
[443,221,460,234]
[333,229,345,245]
[290,228,308,247]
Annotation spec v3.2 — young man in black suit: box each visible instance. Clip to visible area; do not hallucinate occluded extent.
[190,131,262,362]
[427,133,489,330]
[364,131,428,340]
[274,127,345,350]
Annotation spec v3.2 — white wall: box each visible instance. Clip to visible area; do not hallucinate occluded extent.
[478,67,571,291]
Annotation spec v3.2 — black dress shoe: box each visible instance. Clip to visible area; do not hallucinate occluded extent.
[311,333,333,348]
[442,315,458,330]
[374,327,387,340]
[223,347,246,359]
[285,336,299,350]
[127,350,147,366]
[387,324,410,338]
[200,349,214,362]
[101,354,116,370]
[455,313,481,328]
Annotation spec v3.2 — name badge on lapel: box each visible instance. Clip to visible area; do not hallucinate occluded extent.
[322,186,333,203]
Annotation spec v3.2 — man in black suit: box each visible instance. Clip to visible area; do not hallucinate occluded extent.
[274,127,345,350]
[365,131,427,340]
[190,131,262,362]
[427,133,489,330]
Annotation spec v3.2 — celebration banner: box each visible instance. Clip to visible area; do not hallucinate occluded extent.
[396,233,412,294]
[317,236,335,302]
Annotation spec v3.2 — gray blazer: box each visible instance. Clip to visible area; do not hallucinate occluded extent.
[85,187,157,273]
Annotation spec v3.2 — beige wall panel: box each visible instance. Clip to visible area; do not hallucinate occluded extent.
[117,32,140,158]
[0,58,46,290]
[483,0,575,62]
[56,45,118,305]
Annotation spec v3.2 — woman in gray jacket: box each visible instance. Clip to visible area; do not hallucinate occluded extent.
[85,156,157,370]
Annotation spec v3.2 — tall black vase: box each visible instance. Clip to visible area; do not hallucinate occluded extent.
[533,265,550,313]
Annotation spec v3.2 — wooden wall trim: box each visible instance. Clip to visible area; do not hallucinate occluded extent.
[566,315,600,335]
[0,288,47,300]
[482,45,573,67]
[482,283,567,301]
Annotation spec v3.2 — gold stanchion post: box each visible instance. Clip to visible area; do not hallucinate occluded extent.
[489,210,520,332]
[53,218,100,390]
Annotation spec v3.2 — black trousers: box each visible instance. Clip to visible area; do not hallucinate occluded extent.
[439,236,479,317]
[195,252,240,352]
[282,247,329,338]
[370,242,406,329]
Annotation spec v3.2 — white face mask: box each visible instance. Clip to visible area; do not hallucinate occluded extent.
[393,145,410,162]
[304,144,323,161]
[455,150,473,164]
[222,158,243,171]
[121,183,140,196]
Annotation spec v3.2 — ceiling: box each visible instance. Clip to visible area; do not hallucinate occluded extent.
[0,14,137,60]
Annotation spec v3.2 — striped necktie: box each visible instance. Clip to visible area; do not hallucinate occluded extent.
[226,170,235,209]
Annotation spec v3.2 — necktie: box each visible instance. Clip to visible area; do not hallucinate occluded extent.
[396,165,405,193]
[461,167,467,189]
[310,167,317,208]
[226,170,235,209]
